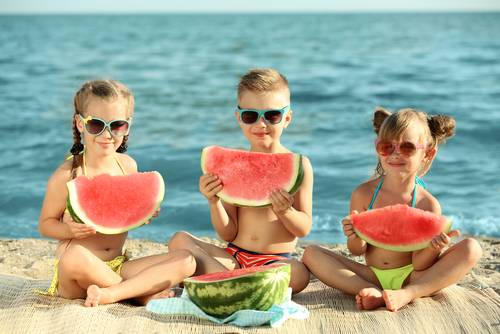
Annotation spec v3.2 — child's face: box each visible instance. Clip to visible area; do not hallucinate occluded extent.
[76,97,130,155]
[235,89,292,150]
[378,125,433,177]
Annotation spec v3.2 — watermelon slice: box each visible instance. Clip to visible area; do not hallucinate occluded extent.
[351,204,452,252]
[200,146,303,207]
[183,263,291,318]
[66,172,165,234]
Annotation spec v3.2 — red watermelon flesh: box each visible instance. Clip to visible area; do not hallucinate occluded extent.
[351,204,452,252]
[67,172,165,234]
[201,146,303,207]
[189,263,284,282]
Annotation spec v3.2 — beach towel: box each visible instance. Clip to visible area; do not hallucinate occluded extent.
[146,288,309,327]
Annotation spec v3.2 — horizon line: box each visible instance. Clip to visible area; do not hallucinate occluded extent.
[1,9,500,15]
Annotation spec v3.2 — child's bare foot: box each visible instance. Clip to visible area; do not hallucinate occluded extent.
[85,285,114,307]
[356,287,385,310]
[150,288,176,300]
[139,288,176,305]
[382,289,414,312]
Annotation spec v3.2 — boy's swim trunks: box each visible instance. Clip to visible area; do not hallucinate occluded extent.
[225,242,291,268]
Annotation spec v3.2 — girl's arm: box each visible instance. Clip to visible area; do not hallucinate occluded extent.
[272,157,313,238]
[38,165,96,240]
[345,187,367,256]
[199,174,238,241]
[412,196,446,270]
[412,245,441,270]
[413,229,461,270]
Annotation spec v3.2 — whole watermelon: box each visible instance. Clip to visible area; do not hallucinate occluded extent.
[183,263,291,318]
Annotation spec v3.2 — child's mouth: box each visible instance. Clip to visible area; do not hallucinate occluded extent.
[98,142,114,147]
[388,161,406,167]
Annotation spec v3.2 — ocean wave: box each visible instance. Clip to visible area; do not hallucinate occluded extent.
[449,214,500,238]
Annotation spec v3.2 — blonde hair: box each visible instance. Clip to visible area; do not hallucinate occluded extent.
[70,80,134,177]
[237,68,289,99]
[373,106,456,177]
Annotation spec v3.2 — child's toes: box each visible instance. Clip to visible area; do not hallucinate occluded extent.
[355,294,363,310]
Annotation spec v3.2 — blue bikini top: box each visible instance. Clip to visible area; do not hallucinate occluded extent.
[367,176,426,210]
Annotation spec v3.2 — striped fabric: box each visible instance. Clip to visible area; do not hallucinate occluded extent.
[225,243,291,268]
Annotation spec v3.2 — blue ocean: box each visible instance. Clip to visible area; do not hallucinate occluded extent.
[0,13,499,243]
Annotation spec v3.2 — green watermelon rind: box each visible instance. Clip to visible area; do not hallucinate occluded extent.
[66,171,165,235]
[200,146,304,208]
[183,263,291,318]
[353,218,453,252]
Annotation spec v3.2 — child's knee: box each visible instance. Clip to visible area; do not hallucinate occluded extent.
[176,249,196,276]
[301,245,320,265]
[461,238,482,265]
[288,261,310,293]
[168,231,195,250]
[291,267,310,293]
[58,245,92,275]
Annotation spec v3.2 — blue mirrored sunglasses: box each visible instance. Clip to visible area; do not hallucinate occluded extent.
[236,105,290,125]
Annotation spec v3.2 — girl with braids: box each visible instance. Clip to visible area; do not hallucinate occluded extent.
[38,80,195,307]
[302,107,482,312]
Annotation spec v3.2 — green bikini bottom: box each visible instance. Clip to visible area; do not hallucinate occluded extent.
[370,263,414,290]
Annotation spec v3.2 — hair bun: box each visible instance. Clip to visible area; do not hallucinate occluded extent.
[373,106,391,134]
[428,115,456,144]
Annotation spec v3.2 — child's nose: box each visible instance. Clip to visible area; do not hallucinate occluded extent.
[101,126,113,138]
[255,116,267,127]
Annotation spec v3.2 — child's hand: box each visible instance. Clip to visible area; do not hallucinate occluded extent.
[270,189,294,215]
[63,213,96,239]
[342,210,359,240]
[429,229,460,251]
[199,173,222,204]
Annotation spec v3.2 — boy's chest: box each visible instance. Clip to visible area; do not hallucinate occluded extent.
[233,207,296,252]
[237,207,294,238]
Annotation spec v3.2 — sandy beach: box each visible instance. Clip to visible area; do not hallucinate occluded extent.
[1,236,499,333]
[1,235,498,293]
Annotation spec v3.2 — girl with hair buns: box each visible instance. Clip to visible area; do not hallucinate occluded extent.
[302,107,482,311]
[38,79,195,307]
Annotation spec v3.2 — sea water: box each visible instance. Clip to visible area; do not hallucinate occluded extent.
[0,13,499,243]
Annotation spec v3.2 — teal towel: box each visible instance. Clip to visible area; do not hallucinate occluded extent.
[146,288,309,328]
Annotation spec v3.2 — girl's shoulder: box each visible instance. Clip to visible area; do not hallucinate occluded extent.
[116,153,138,174]
[352,177,381,197]
[46,159,74,191]
[416,186,441,215]
[300,155,313,174]
[350,177,382,207]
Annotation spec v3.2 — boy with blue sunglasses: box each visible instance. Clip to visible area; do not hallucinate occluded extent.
[169,68,314,293]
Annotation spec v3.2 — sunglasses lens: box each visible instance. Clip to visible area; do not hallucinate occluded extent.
[399,142,417,156]
[264,110,283,124]
[85,119,105,135]
[241,111,259,124]
[376,141,394,156]
[110,120,129,136]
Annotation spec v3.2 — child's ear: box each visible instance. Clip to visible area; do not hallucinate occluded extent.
[234,110,241,124]
[283,110,293,128]
[424,147,437,161]
[75,114,84,133]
